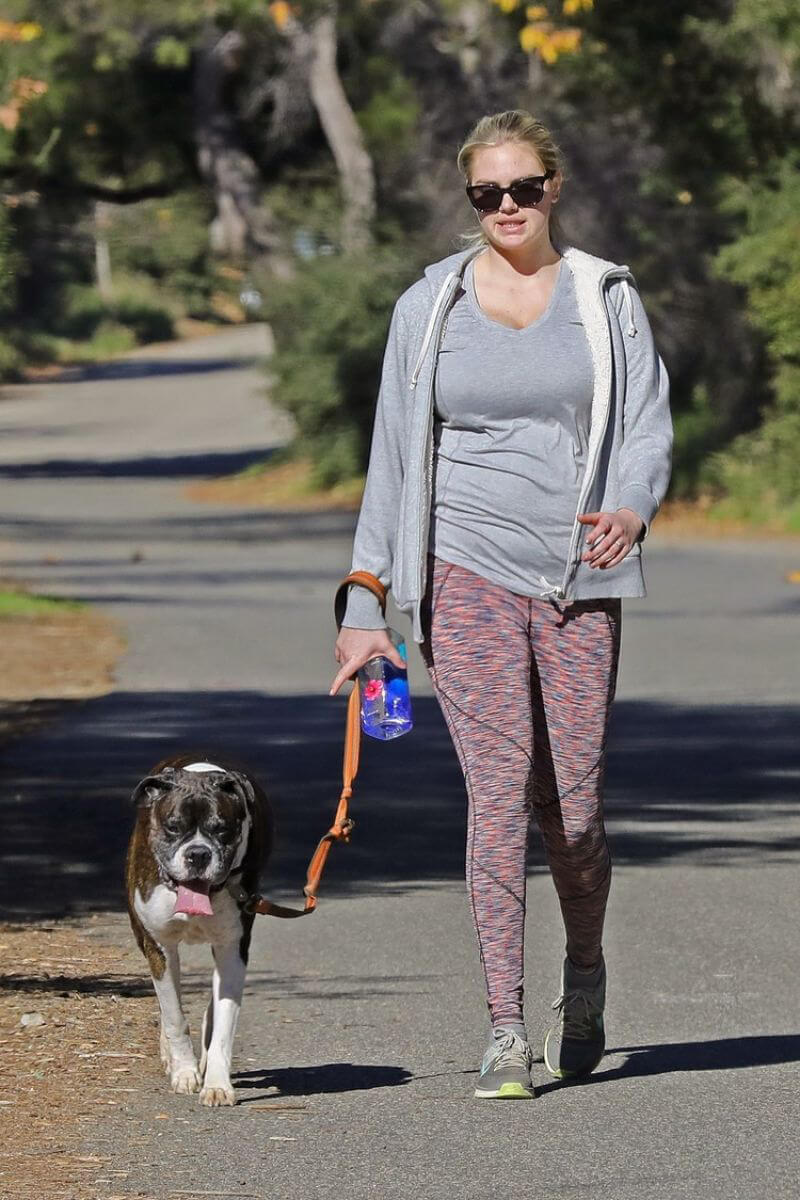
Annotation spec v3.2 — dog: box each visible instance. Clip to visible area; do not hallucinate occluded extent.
[126,753,271,1106]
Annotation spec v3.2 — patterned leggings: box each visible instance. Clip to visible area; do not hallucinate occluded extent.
[420,557,621,1027]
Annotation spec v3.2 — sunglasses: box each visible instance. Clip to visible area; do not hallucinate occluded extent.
[466,171,555,214]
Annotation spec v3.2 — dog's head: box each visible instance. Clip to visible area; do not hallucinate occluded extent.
[132,762,257,913]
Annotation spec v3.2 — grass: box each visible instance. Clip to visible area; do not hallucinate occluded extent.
[656,497,800,539]
[0,588,84,617]
[187,456,365,510]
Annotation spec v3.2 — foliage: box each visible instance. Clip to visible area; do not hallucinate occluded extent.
[701,156,800,523]
[258,243,427,486]
[0,587,83,616]
[0,0,797,523]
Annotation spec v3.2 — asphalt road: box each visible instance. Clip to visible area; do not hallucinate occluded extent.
[1,326,799,1199]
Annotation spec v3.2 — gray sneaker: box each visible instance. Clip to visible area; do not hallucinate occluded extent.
[543,956,606,1080]
[474,1027,535,1099]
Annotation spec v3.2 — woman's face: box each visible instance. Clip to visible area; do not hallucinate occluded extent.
[468,141,559,252]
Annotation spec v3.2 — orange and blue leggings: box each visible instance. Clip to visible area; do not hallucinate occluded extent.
[421,556,621,1027]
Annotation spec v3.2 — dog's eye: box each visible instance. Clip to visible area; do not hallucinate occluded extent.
[207,822,234,842]
[164,818,184,836]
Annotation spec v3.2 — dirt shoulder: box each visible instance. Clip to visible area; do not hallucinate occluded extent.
[0,594,137,1196]
[0,596,125,707]
[0,918,161,1200]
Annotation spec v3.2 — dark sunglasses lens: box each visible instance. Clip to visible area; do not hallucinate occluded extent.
[469,186,503,213]
[511,180,545,206]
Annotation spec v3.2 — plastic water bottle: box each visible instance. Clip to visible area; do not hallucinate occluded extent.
[357,628,413,741]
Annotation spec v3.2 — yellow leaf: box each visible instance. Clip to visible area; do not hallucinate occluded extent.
[0,19,43,42]
[526,4,548,17]
[18,21,43,41]
[520,24,549,52]
[496,0,521,12]
[269,1,293,29]
[553,28,582,51]
[563,0,593,12]
[676,189,693,205]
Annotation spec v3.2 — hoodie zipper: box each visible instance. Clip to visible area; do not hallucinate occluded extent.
[413,275,463,603]
[410,271,458,389]
[558,267,633,599]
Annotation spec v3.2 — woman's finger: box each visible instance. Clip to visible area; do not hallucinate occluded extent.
[329,657,360,696]
[600,548,628,568]
[596,541,629,568]
[586,520,614,549]
[584,525,621,561]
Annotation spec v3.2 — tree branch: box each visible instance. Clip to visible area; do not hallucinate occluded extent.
[0,168,181,205]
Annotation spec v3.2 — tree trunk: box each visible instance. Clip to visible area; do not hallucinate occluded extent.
[306,12,376,252]
[94,201,114,301]
[193,30,290,272]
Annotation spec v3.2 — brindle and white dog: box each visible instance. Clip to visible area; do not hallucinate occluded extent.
[126,753,271,1106]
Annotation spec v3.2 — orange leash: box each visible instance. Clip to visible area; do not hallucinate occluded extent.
[243,571,386,919]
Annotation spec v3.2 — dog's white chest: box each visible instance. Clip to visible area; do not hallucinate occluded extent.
[134,883,244,947]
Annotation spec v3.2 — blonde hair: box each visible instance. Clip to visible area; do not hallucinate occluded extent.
[457,109,566,249]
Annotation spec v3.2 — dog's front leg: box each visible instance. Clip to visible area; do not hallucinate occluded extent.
[152,945,202,1095]
[199,941,246,1107]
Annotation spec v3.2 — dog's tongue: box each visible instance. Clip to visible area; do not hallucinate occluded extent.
[174,882,214,917]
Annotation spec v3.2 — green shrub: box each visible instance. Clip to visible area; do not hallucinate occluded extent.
[56,282,174,345]
[707,157,800,521]
[260,243,428,487]
[113,295,173,343]
[702,363,800,529]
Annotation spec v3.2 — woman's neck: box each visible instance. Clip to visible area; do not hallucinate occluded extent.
[481,232,561,279]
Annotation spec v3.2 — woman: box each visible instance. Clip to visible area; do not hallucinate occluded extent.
[330,110,672,1099]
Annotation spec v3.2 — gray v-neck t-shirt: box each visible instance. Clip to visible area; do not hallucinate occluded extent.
[430,255,595,597]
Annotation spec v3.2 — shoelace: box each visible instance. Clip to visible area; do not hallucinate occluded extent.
[488,1030,532,1070]
[551,988,603,1040]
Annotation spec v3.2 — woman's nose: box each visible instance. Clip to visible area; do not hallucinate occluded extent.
[499,191,518,213]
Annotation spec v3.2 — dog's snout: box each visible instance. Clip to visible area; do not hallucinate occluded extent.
[185,845,212,873]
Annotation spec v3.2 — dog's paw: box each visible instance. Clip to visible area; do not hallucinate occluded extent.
[199,1082,237,1107]
[170,1065,202,1095]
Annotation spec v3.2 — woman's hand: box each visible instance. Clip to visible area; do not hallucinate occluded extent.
[578,508,645,570]
[330,627,406,696]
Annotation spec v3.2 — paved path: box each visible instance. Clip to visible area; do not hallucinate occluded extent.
[1,328,799,1199]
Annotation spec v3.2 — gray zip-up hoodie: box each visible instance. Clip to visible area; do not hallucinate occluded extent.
[343,244,673,643]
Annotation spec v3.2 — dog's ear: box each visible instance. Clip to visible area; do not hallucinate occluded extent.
[216,772,252,809]
[132,769,176,808]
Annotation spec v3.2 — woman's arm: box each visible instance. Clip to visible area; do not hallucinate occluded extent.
[331,298,414,692]
[611,279,673,536]
[578,280,673,570]
[339,300,413,630]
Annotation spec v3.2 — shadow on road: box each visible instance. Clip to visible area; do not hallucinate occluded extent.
[44,355,262,384]
[233,1062,413,1097]
[0,447,276,480]
[1,693,799,921]
[534,1034,800,1094]
[0,508,357,551]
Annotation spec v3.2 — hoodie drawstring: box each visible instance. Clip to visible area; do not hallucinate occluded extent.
[538,575,564,601]
[621,279,637,337]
